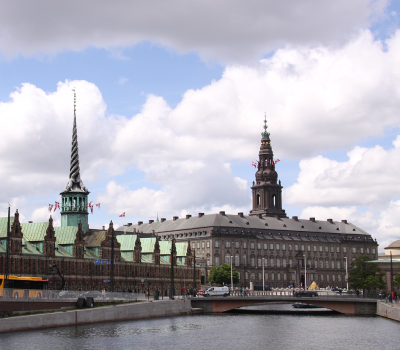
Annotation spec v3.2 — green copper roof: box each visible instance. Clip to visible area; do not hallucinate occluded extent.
[0,217,11,238]
[117,234,136,251]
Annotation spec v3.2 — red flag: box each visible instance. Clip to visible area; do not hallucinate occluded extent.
[119,212,125,217]
[251,161,257,168]
[87,201,92,207]
[54,201,60,212]
[275,159,280,164]
[96,203,101,209]
[90,206,93,214]
[48,204,54,212]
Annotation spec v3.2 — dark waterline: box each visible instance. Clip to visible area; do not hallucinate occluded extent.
[1,312,399,350]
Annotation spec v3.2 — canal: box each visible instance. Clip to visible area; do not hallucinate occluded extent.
[1,306,399,349]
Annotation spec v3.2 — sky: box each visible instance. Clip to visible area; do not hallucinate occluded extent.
[1,0,400,250]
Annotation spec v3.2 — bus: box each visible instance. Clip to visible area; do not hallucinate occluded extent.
[0,275,49,299]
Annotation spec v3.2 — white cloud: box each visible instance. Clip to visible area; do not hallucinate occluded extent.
[0,0,388,62]
[284,144,400,207]
[2,29,400,249]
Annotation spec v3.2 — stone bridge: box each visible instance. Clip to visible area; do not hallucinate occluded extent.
[190,296,377,315]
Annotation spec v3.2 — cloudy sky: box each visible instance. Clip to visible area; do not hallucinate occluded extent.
[1,0,399,250]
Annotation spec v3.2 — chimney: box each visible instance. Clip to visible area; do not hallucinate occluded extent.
[310,217,316,222]
[133,228,136,233]
[219,211,225,215]
[186,214,192,219]
[341,219,348,224]
[138,221,143,226]
[238,212,244,218]
[161,218,166,222]
[292,216,298,221]
[149,220,154,224]
[173,216,179,221]
[102,226,105,230]
[152,230,155,235]
[198,213,204,218]
[327,219,333,224]
[127,223,132,226]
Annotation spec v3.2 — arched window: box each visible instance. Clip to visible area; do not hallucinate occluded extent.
[215,255,220,265]
[225,253,231,264]
[235,254,240,266]
[272,195,276,207]
[276,258,280,267]
[251,256,255,267]
[243,254,247,266]
[257,194,261,207]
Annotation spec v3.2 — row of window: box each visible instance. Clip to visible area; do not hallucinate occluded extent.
[216,254,353,269]
[215,240,375,255]
[243,272,344,283]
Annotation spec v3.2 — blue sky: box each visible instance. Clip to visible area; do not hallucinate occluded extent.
[1,0,400,249]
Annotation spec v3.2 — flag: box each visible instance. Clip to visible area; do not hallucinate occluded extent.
[87,201,92,207]
[48,204,54,212]
[90,206,93,214]
[251,161,257,168]
[54,201,60,212]
[275,159,281,164]
[96,203,101,209]
[119,212,125,217]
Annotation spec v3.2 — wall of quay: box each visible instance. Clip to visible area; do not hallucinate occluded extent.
[376,301,400,322]
[0,299,192,333]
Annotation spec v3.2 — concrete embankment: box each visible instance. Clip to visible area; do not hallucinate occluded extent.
[0,299,192,333]
[376,301,400,322]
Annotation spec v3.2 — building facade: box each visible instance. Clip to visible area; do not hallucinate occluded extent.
[0,97,200,295]
[125,117,379,289]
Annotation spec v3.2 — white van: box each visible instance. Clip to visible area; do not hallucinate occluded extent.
[203,286,230,297]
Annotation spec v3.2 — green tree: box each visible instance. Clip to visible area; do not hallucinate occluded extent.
[394,269,400,289]
[348,255,384,291]
[208,263,239,285]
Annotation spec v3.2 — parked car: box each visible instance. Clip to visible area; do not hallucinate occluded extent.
[203,286,230,297]
[58,291,77,299]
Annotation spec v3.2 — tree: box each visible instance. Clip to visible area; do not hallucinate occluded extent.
[394,269,400,289]
[348,255,384,291]
[208,263,239,285]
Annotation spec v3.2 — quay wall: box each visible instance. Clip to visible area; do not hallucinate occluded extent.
[376,301,400,322]
[0,299,192,333]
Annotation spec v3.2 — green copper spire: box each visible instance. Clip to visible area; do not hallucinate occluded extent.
[60,88,89,233]
[261,113,270,138]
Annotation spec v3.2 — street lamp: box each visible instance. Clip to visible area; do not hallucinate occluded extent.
[344,256,349,290]
[230,255,233,295]
[303,255,307,290]
[262,258,265,292]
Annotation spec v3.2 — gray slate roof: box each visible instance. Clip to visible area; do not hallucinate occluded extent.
[119,213,371,236]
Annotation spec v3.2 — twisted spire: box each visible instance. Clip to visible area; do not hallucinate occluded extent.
[261,112,270,138]
[62,88,89,194]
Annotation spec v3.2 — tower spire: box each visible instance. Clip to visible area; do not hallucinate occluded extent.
[249,115,286,218]
[60,88,90,233]
[62,88,88,194]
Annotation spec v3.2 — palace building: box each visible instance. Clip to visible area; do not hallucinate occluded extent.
[0,93,199,294]
[123,117,379,289]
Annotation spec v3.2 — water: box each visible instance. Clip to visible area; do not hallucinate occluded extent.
[1,308,399,350]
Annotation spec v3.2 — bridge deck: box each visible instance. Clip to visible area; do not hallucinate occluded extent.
[190,296,377,315]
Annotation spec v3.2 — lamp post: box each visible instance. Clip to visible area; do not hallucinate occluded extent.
[262,258,265,292]
[303,255,307,290]
[344,256,349,291]
[230,255,233,295]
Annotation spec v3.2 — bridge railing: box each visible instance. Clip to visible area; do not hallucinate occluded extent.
[0,288,148,301]
[227,289,381,299]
